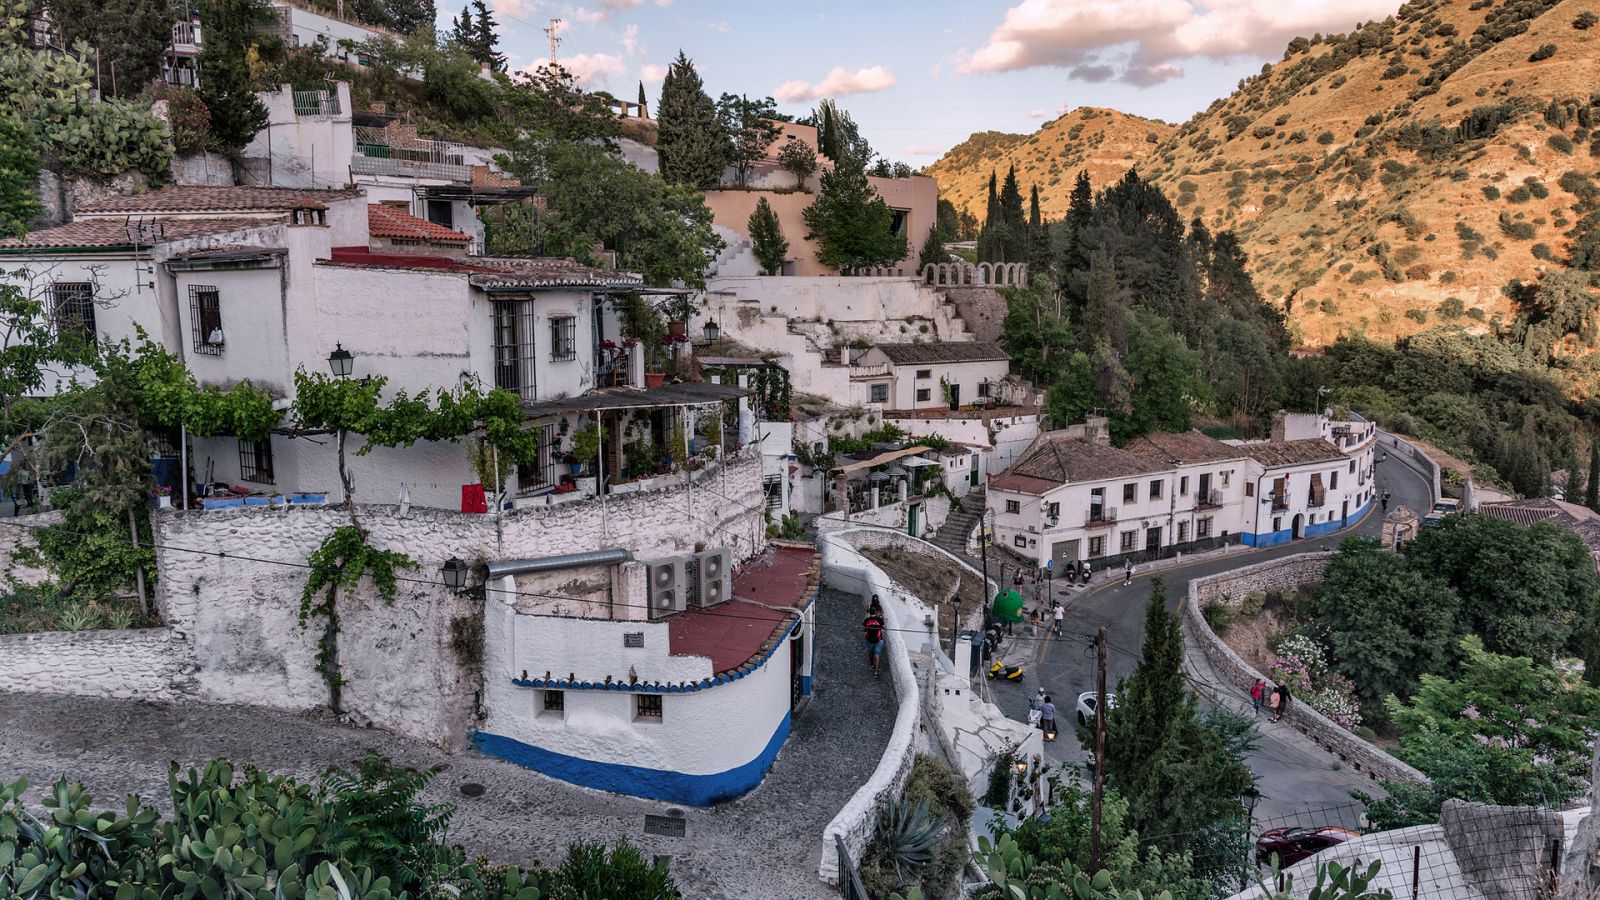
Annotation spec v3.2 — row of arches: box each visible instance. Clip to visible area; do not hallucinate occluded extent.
[921,261,1028,287]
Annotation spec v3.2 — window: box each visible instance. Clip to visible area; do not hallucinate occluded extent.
[1273,516,1282,532]
[916,369,931,379]
[1330,470,1339,490]
[1013,535,1028,548]
[1005,499,1020,514]
[635,694,663,721]
[1046,502,1059,519]
[977,381,991,398]
[1245,483,1255,498]
[1220,471,1231,486]
[1088,536,1105,557]
[516,424,556,493]
[189,285,223,355]
[1349,459,1356,472]
[916,388,930,402]
[1149,479,1163,500]
[549,316,576,361]
[50,282,95,343]
[1180,476,1189,495]
[541,690,564,716]
[238,437,275,484]
[870,383,888,404]
[1122,483,1136,503]
[1197,516,1212,538]
[1119,530,1136,552]
[492,299,536,399]
[1177,521,1189,542]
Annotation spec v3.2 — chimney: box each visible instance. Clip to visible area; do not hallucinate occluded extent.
[1270,410,1287,442]
[1085,415,1110,446]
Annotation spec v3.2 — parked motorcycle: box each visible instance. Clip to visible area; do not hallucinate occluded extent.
[988,658,1024,681]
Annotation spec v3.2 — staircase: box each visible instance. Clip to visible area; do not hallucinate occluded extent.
[933,486,985,557]
[707,226,757,278]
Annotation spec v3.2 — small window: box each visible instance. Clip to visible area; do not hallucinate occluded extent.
[1221,470,1231,486]
[238,437,275,484]
[1005,499,1020,514]
[1179,476,1189,495]
[916,388,930,402]
[1330,471,1339,490]
[1177,521,1188,542]
[549,316,576,362]
[1088,536,1105,557]
[870,383,888,404]
[916,369,931,379]
[1119,531,1136,552]
[50,282,96,343]
[541,690,564,715]
[1245,483,1255,498]
[1013,535,1028,548]
[1149,479,1162,500]
[1122,483,1136,504]
[189,285,223,355]
[977,381,991,398]
[1349,459,1356,472]
[635,694,663,721]
[1046,502,1059,519]
[1273,516,1282,532]
[1198,516,1212,538]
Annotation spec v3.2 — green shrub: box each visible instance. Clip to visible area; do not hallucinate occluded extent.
[1405,308,1428,323]
[1482,185,1501,200]
[1529,43,1558,62]
[1499,212,1536,240]
[1317,131,1336,145]
[1440,296,1466,318]
[1241,591,1266,618]
[1201,601,1235,635]
[1549,134,1575,154]
[1576,11,1598,28]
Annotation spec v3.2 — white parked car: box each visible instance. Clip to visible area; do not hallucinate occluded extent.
[1076,691,1117,727]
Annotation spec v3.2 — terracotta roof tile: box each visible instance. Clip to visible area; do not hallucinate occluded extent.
[1240,438,1346,467]
[1006,433,1169,487]
[1124,431,1248,465]
[367,204,469,243]
[0,217,273,251]
[876,341,1010,365]
[467,256,643,289]
[76,186,362,214]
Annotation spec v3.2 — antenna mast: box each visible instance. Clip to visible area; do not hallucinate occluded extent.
[544,18,562,65]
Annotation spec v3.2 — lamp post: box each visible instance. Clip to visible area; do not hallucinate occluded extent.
[441,557,486,599]
[702,318,720,343]
[1239,785,1262,890]
[328,343,354,379]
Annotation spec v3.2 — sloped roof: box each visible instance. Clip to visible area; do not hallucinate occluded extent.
[76,186,363,215]
[1240,438,1346,467]
[367,204,469,243]
[467,256,643,290]
[1124,431,1247,465]
[0,217,272,251]
[1005,433,1168,487]
[876,341,1010,365]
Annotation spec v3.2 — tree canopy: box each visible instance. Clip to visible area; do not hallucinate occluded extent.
[803,163,907,271]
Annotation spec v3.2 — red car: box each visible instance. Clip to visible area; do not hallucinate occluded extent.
[1255,826,1359,867]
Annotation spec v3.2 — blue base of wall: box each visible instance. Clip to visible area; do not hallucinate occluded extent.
[473,712,792,807]
[800,674,813,696]
[1241,498,1372,547]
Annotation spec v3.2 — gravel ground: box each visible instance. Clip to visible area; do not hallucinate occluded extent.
[0,588,892,899]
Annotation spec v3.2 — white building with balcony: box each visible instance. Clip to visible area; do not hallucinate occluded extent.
[849,341,1012,411]
[1236,432,1377,546]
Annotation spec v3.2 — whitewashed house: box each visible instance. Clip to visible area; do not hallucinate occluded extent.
[850,341,1011,411]
[1122,431,1249,552]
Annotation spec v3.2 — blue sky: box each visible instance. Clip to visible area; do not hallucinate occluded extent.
[467,0,1404,166]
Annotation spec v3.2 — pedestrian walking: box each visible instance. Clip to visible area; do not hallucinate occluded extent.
[863,601,885,679]
[1028,607,1041,636]
[1052,602,1064,637]
[1028,687,1045,727]
[1013,568,1025,588]
[1279,682,1293,716]
[1268,685,1282,722]
[1123,559,1134,585]
[1251,679,1267,716]
[1039,694,1057,741]
[1381,490,1390,512]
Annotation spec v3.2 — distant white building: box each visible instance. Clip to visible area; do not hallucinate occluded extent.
[850,341,1013,411]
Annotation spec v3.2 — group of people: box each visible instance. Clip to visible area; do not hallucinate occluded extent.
[1250,678,1293,722]
[1028,688,1057,741]
[1025,601,1066,638]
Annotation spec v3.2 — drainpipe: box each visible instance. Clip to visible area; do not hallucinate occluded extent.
[594,409,609,540]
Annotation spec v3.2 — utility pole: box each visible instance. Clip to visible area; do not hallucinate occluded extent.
[544,18,562,65]
[1091,625,1108,874]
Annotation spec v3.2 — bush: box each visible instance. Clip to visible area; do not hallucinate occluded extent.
[1201,601,1235,635]
[1549,134,1575,154]
[1440,296,1466,318]
[1317,131,1335,145]
[1528,43,1558,62]
[1499,212,1536,240]
[1405,308,1428,323]
[1481,184,1500,200]
[1240,591,1266,618]
[1576,11,1598,28]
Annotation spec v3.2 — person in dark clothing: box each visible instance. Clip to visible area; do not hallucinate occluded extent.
[1039,694,1057,741]
[863,600,885,678]
[1278,682,1293,716]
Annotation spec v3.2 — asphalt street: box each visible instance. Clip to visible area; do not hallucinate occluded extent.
[982,439,1436,829]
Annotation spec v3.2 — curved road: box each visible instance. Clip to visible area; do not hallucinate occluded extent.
[986,442,1434,829]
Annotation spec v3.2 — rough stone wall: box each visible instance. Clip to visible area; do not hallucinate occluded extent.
[0,510,62,586]
[0,628,192,700]
[1442,800,1564,900]
[1184,554,1430,785]
[941,287,1008,343]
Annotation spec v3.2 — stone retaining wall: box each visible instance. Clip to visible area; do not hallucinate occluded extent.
[1185,554,1430,786]
[0,628,191,700]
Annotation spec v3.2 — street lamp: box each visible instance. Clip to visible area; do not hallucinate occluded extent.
[702,318,720,343]
[328,343,354,379]
[441,557,469,592]
[1239,786,1262,889]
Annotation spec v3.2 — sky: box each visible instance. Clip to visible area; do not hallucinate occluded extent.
[461,0,1405,167]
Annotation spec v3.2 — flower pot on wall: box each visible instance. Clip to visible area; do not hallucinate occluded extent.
[668,320,687,338]
[645,372,666,388]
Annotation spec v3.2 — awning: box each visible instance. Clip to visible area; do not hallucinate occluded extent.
[834,445,932,475]
[519,382,748,418]
[901,457,938,468]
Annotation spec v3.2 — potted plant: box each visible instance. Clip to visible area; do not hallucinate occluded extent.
[645,335,670,388]
[151,484,173,509]
[661,294,700,338]
[568,422,603,491]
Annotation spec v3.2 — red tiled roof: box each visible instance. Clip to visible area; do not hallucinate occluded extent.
[1124,431,1247,465]
[668,544,817,675]
[322,246,488,272]
[731,543,818,607]
[468,256,644,289]
[0,217,272,251]
[989,473,1063,495]
[1007,433,1169,486]
[76,186,362,215]
[1241,438,1347,467]
[876,341,1011,365]
[367,204,469,243]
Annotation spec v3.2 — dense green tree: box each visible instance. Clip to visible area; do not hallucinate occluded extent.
[349,0,436,34]
[1001,282,1075,388]
[0,111,40,238]
[1403,514,1600,662]
[1115,311,1205,441]
[196,0,272,154]
[1212,317,1286,427]
[979,165,1028,262]
[716,93,781,188]
[656,51,729,188]
[936,198,961,239]
[802,163,907,271]
[917,225,948,272]
[1315,537,1461,701]
[46,0,171,98]
[1027,183,1051,274]
[1588,440,1600,511]
[448,0,502,70]
[811,98,872,171]
[748,196,788,276]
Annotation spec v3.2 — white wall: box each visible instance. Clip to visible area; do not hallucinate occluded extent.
[277,3,393,57]
[888,413,1040,476]
[241,83,355,191]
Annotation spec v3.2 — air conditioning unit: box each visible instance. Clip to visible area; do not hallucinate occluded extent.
[645,556,689,619]
[687,547,732,608]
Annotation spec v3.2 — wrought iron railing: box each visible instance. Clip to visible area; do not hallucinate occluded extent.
[292,86,340,116]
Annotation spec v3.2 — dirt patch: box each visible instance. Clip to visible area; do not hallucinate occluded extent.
[1220,605,1296,673]
[861,545,986,644]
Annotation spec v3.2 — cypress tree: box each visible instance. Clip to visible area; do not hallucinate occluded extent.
[1587,441,1599,511]
[1027,183,1050,274]
[656,52,731,189]
[196,0,271,155]
[748,197,788,276]
[638,81,647,112]
[978,171,1002,262]
[471,0,505,71]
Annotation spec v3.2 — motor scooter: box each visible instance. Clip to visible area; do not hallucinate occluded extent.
[988,657,1024,680]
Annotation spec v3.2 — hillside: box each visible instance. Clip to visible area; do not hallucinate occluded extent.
[1143,0,1600,345]
[925,108,1174,221]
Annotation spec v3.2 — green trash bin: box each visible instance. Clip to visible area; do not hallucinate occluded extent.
[992,588,1024,624]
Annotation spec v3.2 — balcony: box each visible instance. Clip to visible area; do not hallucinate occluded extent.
[163,65,196,87]
[293,87,341,117]
[352,127,470,182]
[171,20,199,55]
[1268,492,1289,512]
[1085,508,1118,529]
[1194,489,1223,510]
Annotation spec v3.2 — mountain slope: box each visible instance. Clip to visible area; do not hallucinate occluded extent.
[926,108,1174,222]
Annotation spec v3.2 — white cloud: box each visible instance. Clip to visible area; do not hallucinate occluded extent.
[1028,107,1048,118]
[575,0,647,23]
[622,23,642,57]
[773,65,898,103]
[904,144,946,156]
[491,0,536,17]
[640,63,668,81]
[527,53,626,88]
[959,0,1401,82]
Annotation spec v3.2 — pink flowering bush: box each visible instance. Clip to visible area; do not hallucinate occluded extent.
[1267,633,1362,730]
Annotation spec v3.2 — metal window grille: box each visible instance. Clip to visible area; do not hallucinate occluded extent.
[238,437,275,484]
[189,285,224,355]
[515,424,556,493]
[549,316,576,361]
[636,694,663,720]
[1089,536,1105,557]
[763,475,783,509]
[1120,530,1137,552]
[542,690,564,712]
[50,282,95,343]
[1122,483,1136,503]
[1198,517,1213,538]
[870,384,888,403]
[492,299,536,399]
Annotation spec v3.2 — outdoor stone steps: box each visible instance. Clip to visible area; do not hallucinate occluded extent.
[932,487,985,554]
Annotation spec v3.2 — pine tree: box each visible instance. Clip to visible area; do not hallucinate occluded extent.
[471,0,503,71]
[656,52,730,189]
[748,198,788,276]
[1587,441,1599,511]
[196,0,271,155]
[48,0,172,98]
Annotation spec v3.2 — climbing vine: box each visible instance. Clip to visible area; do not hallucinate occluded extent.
[130,336,278,440]
[747,366,792,420]
[298,525,417,713]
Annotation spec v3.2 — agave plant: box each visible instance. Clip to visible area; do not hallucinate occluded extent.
[878,797,946,884]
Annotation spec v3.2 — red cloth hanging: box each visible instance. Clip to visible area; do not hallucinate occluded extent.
[461,482,488,514]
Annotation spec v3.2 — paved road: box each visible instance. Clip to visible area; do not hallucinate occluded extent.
[985,444,1434,828]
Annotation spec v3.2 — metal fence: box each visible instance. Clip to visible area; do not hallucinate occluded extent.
[835,835,869,900]
[292,87,340,117]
